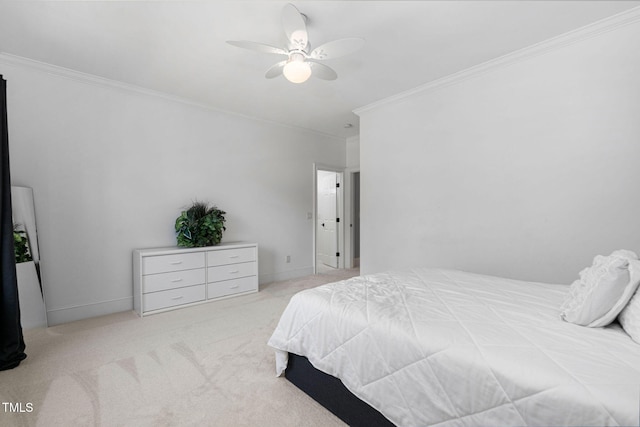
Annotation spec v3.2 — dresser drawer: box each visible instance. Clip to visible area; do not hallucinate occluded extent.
[143,268,205,294]
[207,247,256,266]
[208,261,256,283]
[143,284,206,312]
[143,252,205,275]
[207,276,257,299]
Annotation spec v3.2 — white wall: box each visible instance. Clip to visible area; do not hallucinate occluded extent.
[356,13,640,284]
[346,136,360,169]
[1,56,346,325]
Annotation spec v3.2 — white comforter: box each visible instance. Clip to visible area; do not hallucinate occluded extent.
[268,269,640,427]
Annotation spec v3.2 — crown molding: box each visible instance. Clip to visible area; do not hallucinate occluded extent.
[0,52,345,141]
[354,6,640,116]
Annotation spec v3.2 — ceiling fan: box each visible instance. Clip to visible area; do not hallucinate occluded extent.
[227,3,364,84]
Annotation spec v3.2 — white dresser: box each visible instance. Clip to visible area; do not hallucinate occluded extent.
[133,242,258,317]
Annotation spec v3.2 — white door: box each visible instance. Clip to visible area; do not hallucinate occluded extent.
[317,170,338,268]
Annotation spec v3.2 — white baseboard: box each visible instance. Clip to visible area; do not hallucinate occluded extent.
[46,297,133,326]
[259,266,314,284]
[44,267,314,325]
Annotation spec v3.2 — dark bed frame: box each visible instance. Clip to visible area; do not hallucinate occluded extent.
[285,353,396,427]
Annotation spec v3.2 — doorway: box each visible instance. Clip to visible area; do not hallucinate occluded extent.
[352,171,360,268]
[317,170,340,269]
[314,165,344,274]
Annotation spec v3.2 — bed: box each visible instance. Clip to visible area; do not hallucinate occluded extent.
[268,268,640,427]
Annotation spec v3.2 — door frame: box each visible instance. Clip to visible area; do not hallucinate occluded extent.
[313,163,345,274]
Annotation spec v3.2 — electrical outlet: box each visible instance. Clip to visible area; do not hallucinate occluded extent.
[286,255,291,263]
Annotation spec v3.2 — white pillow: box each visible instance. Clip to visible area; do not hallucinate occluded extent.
[618,260,640,343]
[560,251,640,327]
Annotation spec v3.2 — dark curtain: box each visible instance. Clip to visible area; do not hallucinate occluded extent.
[0,75,26,370]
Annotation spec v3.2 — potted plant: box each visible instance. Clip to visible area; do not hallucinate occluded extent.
[175,201,226,247]
[13,224,32,263]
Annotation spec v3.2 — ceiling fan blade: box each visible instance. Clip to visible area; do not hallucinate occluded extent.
[282,3,308,51]
[310,38,365,60]
[227,40,287,56]
[265,61,286,79]
[309,62,337,81]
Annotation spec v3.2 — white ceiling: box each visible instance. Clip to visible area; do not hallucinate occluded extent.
[1,1,638,138]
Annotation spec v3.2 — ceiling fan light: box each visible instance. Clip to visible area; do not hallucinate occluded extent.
[283,58,311,83]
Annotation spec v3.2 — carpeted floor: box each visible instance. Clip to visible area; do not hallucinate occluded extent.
[0,268,359,426]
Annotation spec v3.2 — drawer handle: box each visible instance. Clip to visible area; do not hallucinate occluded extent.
[171,278,183,283]
[230,285,240,289]
[229,255,240,259]
[171,296,184,300]
[229,270,240,274]
[170,261,183,265]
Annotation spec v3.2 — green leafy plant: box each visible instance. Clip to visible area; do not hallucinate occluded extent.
[13,224,33,263]
[175,201,227,247]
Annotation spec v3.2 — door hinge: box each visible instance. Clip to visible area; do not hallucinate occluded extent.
[336,183,340,188]
[336,218,340,223]
[336,252,340,257]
